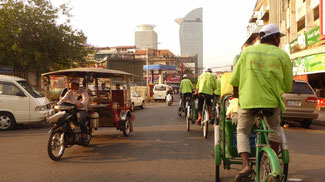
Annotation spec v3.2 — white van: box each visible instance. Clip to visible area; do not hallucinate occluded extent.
[0,75,52,130]
[153,84,169,101]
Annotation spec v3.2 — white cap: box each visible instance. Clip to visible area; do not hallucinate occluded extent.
[183,74,188,78]
[70,78,80,85]
[259,24,285,39]
[205,67,212,72]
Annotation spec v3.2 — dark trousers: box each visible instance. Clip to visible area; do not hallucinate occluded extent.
[77,111,87,134]
[198,93,213,112]
[182,93,192,108]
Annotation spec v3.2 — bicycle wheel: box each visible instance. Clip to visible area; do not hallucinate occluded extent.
[259,152,282,182]
[277,150,289,182]
[186,106,191,131]
[203,110,209,138]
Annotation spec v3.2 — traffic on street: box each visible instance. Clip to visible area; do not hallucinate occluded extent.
[0,96,324,182]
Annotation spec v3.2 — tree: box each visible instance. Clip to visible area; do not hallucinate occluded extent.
[0,0,90,75]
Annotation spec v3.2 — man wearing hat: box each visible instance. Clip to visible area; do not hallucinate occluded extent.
[230,24,293,181]
[195,67,218,124]
[180,74,193,110]
[57,77,89,143]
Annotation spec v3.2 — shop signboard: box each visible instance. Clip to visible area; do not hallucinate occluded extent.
[292,53,325,75]
[289,38,298,53]
[167,76,181,83]
[0,66,13,74]
[305,26,320,46]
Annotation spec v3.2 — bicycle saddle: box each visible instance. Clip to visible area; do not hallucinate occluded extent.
[251,108,274,117]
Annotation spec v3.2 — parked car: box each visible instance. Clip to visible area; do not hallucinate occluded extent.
[130,91,145,111]
[282,80,319,128]
[0,75,53,130]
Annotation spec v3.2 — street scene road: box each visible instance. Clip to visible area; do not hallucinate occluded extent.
[1,96,325,182]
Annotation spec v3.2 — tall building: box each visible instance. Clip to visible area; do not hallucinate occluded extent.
[175,8,203,74]
[135,24,158,50]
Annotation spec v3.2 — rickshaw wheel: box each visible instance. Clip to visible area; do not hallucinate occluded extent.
[123,117,131,137]
[215,165,220,182]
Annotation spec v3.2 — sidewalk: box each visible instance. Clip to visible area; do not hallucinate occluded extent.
[313,110,325,126]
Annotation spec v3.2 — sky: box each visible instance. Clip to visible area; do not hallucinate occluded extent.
[51,0,257,68]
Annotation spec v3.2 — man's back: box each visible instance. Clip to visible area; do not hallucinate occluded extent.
[230,43,292,111]
[180,79,193,94]
[197,72,217,95]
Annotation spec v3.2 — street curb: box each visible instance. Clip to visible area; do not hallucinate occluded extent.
[313,120,325,126]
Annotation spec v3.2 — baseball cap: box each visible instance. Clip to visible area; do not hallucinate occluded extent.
[259,24,286,39]
[70,78,80,85]
[205,67,212,72]
[183,74,188,78]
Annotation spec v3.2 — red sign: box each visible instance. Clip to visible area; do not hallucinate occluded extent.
[167,77,181,83]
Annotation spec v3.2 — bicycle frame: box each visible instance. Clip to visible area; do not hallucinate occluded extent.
[214,95,289,182]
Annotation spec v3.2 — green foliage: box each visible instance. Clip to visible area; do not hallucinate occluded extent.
[183,67,196,84]
[0,0,90,73]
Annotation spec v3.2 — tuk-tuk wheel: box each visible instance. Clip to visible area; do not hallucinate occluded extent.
[123,117,131,137]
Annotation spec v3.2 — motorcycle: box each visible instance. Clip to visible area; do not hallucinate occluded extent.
[166,93,173,106]
[46,102,99,161]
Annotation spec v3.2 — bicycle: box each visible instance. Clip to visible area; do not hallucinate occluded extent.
[214,96,289,182]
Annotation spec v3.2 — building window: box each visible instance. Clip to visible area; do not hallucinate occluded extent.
[297,17,305,32]
[313,5,319,21]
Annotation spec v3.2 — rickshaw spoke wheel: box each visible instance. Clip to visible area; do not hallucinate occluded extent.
[259,152,281,182]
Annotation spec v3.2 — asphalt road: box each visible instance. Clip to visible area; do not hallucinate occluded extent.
[0,96,325,182]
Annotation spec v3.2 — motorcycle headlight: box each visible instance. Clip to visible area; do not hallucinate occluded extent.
[35,105,47,111]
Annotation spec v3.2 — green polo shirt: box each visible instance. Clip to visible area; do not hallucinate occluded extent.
[197,72,218,95]
[230,43,293,111]
[180,78,193,94]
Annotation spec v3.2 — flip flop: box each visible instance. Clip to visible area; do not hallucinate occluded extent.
[235,169,254,182]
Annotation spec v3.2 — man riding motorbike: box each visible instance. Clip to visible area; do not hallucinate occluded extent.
[195,67,218,124]
[230,24,293,181]
[57,77,89,143]
[180,74,193,110]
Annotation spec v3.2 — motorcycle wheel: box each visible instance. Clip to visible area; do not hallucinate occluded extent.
[48,131,65,161]
[123,117,131,137]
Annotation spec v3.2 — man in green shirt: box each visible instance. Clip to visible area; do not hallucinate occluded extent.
[180,74,193,109]
[195,67,218,124]
[230,24,293,181]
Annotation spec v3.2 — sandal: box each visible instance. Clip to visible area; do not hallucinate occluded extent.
[235,168,254,182]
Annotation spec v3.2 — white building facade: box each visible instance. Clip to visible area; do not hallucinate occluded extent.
[135,24,158,50]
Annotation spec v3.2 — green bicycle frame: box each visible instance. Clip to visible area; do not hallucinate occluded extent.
[214,95,288,181]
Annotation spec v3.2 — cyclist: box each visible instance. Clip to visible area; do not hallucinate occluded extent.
[230,24,293,181]
[180,74,193,110]
[195,67,218,124]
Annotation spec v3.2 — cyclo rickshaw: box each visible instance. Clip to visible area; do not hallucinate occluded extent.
[42,67,135,137]
[213,72,289,182]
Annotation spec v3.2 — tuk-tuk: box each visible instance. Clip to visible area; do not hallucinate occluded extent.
[42,67,135,137]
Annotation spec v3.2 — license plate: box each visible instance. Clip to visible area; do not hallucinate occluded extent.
[287,100,300,106]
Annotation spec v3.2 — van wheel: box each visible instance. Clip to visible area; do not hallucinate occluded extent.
[0,112,16,131]
[301,119,312,128]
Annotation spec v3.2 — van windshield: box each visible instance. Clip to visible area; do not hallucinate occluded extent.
[17,81,43,98]
[155,85,166,91]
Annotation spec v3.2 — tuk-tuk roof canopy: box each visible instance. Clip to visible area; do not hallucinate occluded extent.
[42,67,133,78]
